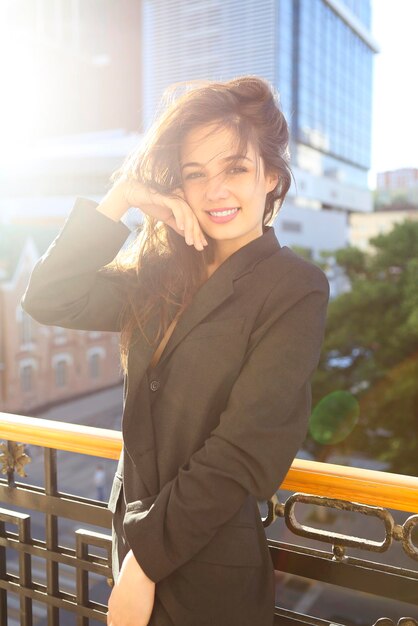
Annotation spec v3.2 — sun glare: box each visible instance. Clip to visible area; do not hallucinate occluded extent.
[0,19,40,165]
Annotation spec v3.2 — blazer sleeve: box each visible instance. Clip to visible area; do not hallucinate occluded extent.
[21,197,133,332]
[122,265,330,583]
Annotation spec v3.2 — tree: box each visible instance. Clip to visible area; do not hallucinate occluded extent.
[308,219,418,475]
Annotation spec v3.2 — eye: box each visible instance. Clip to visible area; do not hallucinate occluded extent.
[184,171,204,180]
[228,166,248,175]
[184,166,248,180]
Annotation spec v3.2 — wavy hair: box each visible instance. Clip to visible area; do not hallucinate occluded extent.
[107,75,292,373]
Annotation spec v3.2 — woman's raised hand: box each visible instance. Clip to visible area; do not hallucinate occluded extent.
[98,178,208,252]
[129,181,208,251]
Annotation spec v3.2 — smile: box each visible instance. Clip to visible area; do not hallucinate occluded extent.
[208,208,239,216]
[206,208,240,223]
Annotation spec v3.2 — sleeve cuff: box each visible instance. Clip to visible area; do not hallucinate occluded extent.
[71,196,133,240]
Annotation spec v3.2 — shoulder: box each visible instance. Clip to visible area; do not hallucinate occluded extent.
[256,246,330,299]
[239,246,330,335]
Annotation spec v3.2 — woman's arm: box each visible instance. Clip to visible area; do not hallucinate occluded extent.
[21,181,208,332]
[21,197,133,332]
[121,266,330,583]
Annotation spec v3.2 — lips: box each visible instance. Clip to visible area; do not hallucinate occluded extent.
[206,207,240,224]
[207,207,239,216]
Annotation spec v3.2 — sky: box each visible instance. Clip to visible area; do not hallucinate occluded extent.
[370,0,418,180]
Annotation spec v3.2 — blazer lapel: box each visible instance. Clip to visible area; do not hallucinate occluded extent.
[122,262,234,413]
[121,226,281,495]
[124,226,281,407]
[156,266,235,367]
[156,226,281,367]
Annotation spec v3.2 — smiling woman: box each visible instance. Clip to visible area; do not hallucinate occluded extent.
[180,125,279,261]
[21,75,330,626]
[107,77,293,369]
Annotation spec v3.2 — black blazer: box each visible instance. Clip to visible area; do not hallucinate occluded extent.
[21,197,330,626]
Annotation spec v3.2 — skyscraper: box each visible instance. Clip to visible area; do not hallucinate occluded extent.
[142,0,379,260]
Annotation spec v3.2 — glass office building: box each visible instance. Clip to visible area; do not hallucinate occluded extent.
[142,0,379,256]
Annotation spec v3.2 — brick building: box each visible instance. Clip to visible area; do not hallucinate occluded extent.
[376,168,418,208]
[0,224,123,415]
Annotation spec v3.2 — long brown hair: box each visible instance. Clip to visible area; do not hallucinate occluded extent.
[107,76,292,373]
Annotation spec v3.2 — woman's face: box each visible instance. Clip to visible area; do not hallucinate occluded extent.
[180,123,278,255]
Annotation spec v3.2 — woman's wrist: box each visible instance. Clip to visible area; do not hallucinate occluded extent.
[121,549,154,583]
[96,186,130,222]
[96,180,148,222]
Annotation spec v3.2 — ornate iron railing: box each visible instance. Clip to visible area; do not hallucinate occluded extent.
[1,411,417,625]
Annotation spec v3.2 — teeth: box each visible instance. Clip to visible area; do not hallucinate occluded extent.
[209,208,239,217]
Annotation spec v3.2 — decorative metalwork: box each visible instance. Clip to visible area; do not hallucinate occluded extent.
[265,492,418,563]
[402,516,418,560]
[0,441,31,478]
[0,507,112,623]
[372,619,418,626]
[0,443,113,624]
[0,426,417,625]
[266,492,418,625]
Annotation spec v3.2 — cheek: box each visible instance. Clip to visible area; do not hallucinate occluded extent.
[183,190,201,216]
[181,183,192,200]
[184,184,203,206]
[240,180,263,201]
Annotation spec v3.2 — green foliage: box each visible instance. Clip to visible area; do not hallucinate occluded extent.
[335,246,368,279]
[291,245,313,261]
[309,219,418,475]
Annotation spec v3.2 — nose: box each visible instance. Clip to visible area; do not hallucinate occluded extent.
[204,172,230,202]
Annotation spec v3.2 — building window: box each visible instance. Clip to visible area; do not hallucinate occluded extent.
[89,353,100,379]
[281,220,303,233]
[20,365,33,393]
[53,326,67,345]
[55,360,67,388]
[21,311,33,344]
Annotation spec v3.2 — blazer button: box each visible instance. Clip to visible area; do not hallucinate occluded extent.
[150,379,160,392]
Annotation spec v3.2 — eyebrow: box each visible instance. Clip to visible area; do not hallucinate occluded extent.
[181,154,253,170]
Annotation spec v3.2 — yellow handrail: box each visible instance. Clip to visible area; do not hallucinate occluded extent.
[1,412,417,514]
[0,413,121,459]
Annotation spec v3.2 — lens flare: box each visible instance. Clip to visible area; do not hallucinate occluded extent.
[309,390,360,445]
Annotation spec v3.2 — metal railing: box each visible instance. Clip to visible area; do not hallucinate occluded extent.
[1,412,418,625]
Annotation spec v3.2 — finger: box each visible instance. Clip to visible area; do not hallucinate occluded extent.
[183,202,201,248]
[183,209,195,246]
[164,214,184,236]
[196,218,209,248]
[178,202,194,246]
[174,203,194,245]
[192,215,205,251]
[169,204,186,233]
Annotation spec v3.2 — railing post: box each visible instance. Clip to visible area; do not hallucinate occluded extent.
[18,514,33,626]
[75,533,89,626]
[0,520,7,626]
[44,447,60,626]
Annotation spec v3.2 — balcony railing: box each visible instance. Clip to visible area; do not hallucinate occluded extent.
[1,412,418,625]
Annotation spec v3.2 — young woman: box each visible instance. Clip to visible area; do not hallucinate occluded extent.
[22,76,330,626]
